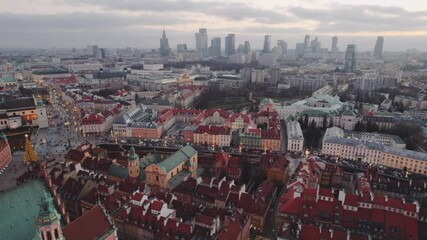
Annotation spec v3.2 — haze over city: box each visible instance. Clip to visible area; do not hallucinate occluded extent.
[1,0,427,51]
[3,1,427,240]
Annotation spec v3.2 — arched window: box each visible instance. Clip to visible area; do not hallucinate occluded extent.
[46,231,52,240]
[54,228,59,238]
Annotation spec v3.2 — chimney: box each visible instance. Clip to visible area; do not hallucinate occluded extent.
[60,203,66,215]
[330,229,334,239]
[47,175,52,187]
[65,213,70,224]
[385,195,388,202]
[55,194,61,206]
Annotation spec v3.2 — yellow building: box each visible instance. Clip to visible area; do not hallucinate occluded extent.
[128,146,140,178]
[145,145,198,190]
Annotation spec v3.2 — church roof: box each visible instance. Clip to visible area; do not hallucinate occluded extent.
[108,163,129,180]
[0,180,51,240]
[62,205,116,240]
[157,145,197,173]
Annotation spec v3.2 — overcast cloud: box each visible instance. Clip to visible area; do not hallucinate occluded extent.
[0,0,426,51]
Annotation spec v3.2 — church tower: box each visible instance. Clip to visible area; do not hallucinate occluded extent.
[35,191,64,240]
[128,146,140,178]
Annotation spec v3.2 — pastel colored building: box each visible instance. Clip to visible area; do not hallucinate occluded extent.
[193,125,232,147]
[145,145,198,190]
[0,133,12,171]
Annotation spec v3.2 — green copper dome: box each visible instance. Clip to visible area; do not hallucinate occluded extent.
[36,191,60,227]
[129,146,139,161]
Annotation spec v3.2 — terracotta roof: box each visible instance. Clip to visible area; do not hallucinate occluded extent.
[195,213,214,226]
[63,205,115,240]
[151,200,164,212]
[194,125,230,135]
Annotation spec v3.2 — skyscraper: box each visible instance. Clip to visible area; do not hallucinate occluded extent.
[92,45,99,57]
[160,29,170,58]
[373,36,384,59]
[225,34,236,56]
[244,41,251,54]
[344,44,357,72]
[195,28,208,55]
[310,37,321,52]
[177,44,187,52]
[277,40,288,54]
[262,35,272,53]
[331,36,338,52]
[210,37,221,56]
[304,35,310,49]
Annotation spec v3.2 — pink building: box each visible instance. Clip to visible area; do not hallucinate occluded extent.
[0,134,12,171]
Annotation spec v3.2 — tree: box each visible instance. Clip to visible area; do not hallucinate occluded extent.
[322,115,328,130]
[304,114,309,128]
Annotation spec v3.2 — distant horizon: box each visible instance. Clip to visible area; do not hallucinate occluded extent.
[0,33,426,53]
[1,0,427,51]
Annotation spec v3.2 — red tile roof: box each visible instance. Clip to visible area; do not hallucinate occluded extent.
[81,113,105,125]
[151,200,164,212]
[194,125,230,135]
[63,205,115,240]
[195,213,214,226]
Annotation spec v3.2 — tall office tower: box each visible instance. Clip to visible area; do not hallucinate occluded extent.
[159,29,170,57]
[99,48,108,59]
[373,36,384,59]
[195,28,208,55]
[92,45,98,57]
[243,41,251,54]
[225,34,236,56]
[237,44,245,53]
[177,44,188,53]
[310,37,321,52]
[210,37,221,56]
[304,35,310,49]
[344,44,357,72]
[331,36,338,52]
[262,35,272,53]
[277,40,288,54]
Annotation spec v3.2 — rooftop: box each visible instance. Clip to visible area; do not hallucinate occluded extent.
[0,180,51,240]
[157,145,197,173]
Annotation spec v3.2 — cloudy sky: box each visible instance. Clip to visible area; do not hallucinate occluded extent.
[1,0,427,51]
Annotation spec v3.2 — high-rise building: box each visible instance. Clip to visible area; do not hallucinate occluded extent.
[262,35,272,53]
[225,34,236,56]
[310,37,321,52]
[177,44,187,52]
[195,28,208,55]
[237,44,245,53]
[344,44,357,72]
[99,48,108,59]
[373,36,384,59]
[244,41,251,54]
[304,35,310,49]
[210,37,221,56]
[160,29,170,57]
[331,36,338,52]
[92,45,98,57]
[277,40,287,54]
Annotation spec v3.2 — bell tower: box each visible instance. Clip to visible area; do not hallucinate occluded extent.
[36,191,63,240]
[128,146,140,178]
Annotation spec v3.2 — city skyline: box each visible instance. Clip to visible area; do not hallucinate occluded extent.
[1,0,427,51]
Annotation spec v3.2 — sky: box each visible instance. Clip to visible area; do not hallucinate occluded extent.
[0,0,427,51]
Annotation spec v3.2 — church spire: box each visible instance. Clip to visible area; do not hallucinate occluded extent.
[36,191,63,240]
[24,134,37,165]
[128,146,140,178]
